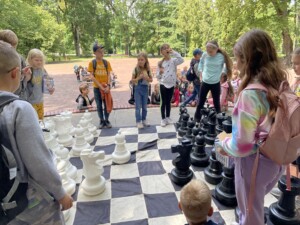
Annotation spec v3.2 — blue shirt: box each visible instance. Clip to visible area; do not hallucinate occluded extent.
[198,52,226,84]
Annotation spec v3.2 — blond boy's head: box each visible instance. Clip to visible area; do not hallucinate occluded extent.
[0,30,18,48]
[79,83,89,93]
[179,180,213,224]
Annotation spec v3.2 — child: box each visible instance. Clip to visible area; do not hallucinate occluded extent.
[81,66,89,81]
[76,83,95,110]
[0,29,31,100]
[156,43,184,126]
[0,40,73,224]
[291,47,300,97]
[26,49,55,121]
[151,83,160,105]
[179,180,217,225]
[184,84,198,107]
[88,44,113,129]
[194,40,232,122]
[181,66,188,77]
[231,62,241,102]
[131,52,153,128]
[171,83,180,107]
[216,29,286,225]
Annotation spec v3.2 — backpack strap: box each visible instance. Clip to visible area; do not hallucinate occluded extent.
[92,59,109,77]
[0,95,19,113]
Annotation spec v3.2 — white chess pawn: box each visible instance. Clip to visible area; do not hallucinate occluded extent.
[44,117,57,138]
[60,110,75,136]
[72,126,91,156]
[63,210,70,222]
[44,130,60,153]
[54,115,74,147]
[80,149,106,196]
[79,118,94,143]
[56,144,77,181]
[112,131,130,164]
[83,110,93,124]
[56,158,76,196]
[83,110,98,137]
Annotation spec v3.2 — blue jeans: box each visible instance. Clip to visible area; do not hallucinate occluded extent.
[94,88,109,121]
[183,83,200,105]
[134,85,148,123]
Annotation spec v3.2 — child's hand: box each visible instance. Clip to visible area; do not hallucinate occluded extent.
[58,194,73,211]
[22,66,32,82]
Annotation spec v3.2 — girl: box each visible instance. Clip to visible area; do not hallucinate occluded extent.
[151,83,160,105]
[194,40,232,122]
[291,47,300,97]
[131,52,153,128]
[26,49,54,120]
[156,44,184,127]
[184,83,198,107]
[217,29,286,225]
[231,61,241,102]
[171,83,180,107]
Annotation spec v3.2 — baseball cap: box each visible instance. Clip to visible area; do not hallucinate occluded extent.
[93,43,105,52]
[193,48,203,56]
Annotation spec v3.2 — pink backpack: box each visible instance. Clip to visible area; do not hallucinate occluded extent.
[245,81,300,211]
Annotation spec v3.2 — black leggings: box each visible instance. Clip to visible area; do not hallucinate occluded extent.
[160,85,174,119]
[194,81,221,122]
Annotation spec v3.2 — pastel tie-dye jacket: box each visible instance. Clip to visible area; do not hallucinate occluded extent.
[218,87,273,157]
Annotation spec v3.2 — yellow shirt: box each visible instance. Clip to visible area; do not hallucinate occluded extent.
[87,59,112,88]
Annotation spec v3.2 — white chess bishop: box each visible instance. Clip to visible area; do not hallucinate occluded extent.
[54,115,74,147]
[79,118,94,143]
[72,125,91,156]
[112,131,131,164]
[55,144,77,181]
[60,110,75,136]
[80,149,106,196]
[43,130,60,153]
[56,158,76,196]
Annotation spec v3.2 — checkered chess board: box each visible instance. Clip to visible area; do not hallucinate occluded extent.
[65,124,278,225]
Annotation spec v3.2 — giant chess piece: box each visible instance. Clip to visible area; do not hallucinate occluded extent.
[43,129,60,153]
[175,106,188,129]
[56,158,76,196]
[72,126,91,156]
[60,110,75,136]
[54,115,74,147]
[204,110,217,145]
[190,132,209,167]
[215,166,237,207]
[83,110,98,137]
[204,139,223,185]
[200,105,211,135]
[79,118,94,144]
[44,117,57,138]
[216,112,227,134]
[55,144,77,181]
[178,112,190,137]
[80,149,106,196]
[183,118,195,142]
[222,116,232,134]
[192,123,201,144]
[112,131,131,164]
[170,139,194,186]
[269,174,300,225]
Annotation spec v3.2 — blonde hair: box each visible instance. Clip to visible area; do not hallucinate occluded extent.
[26,49,46,67]
[79,83,89,93]
[293,47,300,56]
[0,30,18,47]
[136,52,150,73]
[180,180,211,223]
[0,41,20,76]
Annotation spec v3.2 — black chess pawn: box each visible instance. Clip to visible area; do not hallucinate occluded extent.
[190,132,209,167]
[215,166,237,207]
[192,123,201,144]
[204,143,223,185]
[175,106,188,129]
[183,118,195,142]
[269,175,300,225]
[222,116,232,134]
[170,139,194,186]
[216,112,227,134]
[178,112,190,137]
[204,110,217,145]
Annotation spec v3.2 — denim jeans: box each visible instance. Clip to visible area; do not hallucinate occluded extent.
[134,85,148,123]
[183,83,200,105]
[93,88,109,121]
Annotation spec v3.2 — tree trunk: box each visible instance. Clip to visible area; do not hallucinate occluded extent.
[282,29,293,66]
[72,23,81,56]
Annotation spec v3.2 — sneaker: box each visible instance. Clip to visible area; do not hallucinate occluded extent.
[165,117,173,124]
[142,120,150,127]
[99,120,105,129]
[161,119,167,127]
[105,120,112,128]
[137,122,144,129]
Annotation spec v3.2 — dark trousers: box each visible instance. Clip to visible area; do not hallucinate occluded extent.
[160,85,174,119]
[94,88,109,122]
[194,81,221,122]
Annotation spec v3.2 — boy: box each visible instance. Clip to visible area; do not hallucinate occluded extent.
[76,83,94,110]
[88,43,113,129]
[0,29,31,100]
[179,180,217,225]
[0,41,73,224]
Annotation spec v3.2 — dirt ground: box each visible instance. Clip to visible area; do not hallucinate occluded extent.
[44,57,297,115]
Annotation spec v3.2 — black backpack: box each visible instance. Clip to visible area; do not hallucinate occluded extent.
[92,59,108,76]
[186,67,196,82]
[0,95,28,224]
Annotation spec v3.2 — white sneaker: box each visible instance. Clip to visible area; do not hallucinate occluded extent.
[166,117,173,124]
[161,119,167,127]
[142,120,150,127]
[137,122,144,129]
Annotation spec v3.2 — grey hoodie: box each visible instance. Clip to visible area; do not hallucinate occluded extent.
[0,91,65,200]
